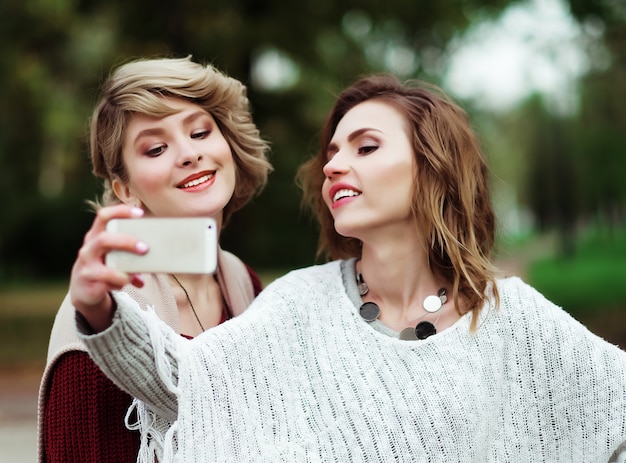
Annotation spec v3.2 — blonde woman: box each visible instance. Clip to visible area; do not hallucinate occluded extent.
[38,56,272,462]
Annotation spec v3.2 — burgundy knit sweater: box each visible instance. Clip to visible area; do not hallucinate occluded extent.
[41,269,262,462]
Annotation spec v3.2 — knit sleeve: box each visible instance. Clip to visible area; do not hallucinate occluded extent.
[499,277,626,460]
[42,351,140,462]
[77,292,181,421]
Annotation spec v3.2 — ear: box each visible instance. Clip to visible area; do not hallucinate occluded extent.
[112,178,141,207]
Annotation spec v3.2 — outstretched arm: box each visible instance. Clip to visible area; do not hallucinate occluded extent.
[76,291,180,421]
[69,204,178,419]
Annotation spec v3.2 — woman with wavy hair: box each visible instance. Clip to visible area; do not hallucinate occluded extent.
[38,56,272,462]
[68,74,626,462]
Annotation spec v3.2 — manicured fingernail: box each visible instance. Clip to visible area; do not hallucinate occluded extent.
[131,207,144,217]
[131,274,145,288]
[136,241,149,253]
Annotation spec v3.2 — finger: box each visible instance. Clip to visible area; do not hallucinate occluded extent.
[98,266,133,289]
[93,205,144,234]
[83,205,144,244]
[70,205,147,313]
[76,233,149,271]
[70,263,131,308]
[96,204,144,223]
[129,274,145,288]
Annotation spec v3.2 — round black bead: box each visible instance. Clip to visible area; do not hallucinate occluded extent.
[415,321,436,340]
[359,302,380,322]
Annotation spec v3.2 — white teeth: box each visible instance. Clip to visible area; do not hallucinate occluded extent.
[333,189,360,202]
[181,173,213,188]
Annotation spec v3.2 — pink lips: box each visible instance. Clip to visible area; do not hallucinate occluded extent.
[177,171,215,191]
[328,182,361,209]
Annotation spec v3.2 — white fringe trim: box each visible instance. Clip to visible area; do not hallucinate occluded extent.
[115,296,182,462]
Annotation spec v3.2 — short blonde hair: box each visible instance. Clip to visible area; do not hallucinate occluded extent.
[90,56,272,225]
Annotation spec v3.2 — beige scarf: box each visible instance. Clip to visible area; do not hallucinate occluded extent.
[37,248,255,462]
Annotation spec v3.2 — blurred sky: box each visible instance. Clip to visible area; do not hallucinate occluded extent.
[443,0,603,114]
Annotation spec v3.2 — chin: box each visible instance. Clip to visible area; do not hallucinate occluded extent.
[333,223,360,240]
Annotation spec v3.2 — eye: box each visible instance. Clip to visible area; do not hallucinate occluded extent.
[358,144,378,155]
[191,129,211,139]
[145,144,166,157]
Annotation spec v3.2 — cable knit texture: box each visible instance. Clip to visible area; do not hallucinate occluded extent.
[42,351,140,462]
[39,249,260,462]
[81,259,626,462]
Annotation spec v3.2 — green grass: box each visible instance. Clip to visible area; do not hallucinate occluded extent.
[528,230,626,315]
[527,229,626,348]
[529,256,626,314]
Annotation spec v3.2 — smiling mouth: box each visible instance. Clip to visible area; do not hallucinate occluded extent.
[178,173,214,189]
[333,189,360,202]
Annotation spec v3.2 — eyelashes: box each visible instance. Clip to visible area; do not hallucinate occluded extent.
[191,129,211,139]
[326,131,382,160]
[145,145,166,157]
[142,128,212,157]
[358,145,379,155]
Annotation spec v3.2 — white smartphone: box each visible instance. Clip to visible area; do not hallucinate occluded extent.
[105,217,217,274]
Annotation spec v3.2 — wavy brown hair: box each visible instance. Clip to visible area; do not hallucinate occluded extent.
[297,74,499,324]
[90,56,272,225]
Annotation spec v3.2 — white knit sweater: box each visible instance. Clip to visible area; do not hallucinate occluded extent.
[80,259,626,462]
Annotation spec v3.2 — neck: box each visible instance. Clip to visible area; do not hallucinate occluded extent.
[169,272,225,336]
[355,253,465,336]
[358,246,438,318]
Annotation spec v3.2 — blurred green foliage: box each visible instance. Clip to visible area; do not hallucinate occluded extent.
[529,229,626,315]
[0,0,625,283]
[528,228,626,349]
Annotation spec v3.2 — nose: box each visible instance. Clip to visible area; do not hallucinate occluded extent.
[322,152,348,179]
[178,139,203,166]
[181,153,202,166]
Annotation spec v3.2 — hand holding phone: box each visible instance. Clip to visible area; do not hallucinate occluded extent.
[105,217,217,274]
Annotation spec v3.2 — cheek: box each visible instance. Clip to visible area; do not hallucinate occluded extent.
[219,143,236,175]
[373,163,413,207]
[216,136,234,160]
[223,155,237,189]
[225,166,237,196]
[126,167,172,210]
[131,174,166,197]
[393,169,415,211]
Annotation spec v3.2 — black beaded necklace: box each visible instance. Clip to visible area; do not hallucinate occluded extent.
[356,272,447,340]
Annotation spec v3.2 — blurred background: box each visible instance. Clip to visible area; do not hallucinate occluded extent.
[0,0,625,458]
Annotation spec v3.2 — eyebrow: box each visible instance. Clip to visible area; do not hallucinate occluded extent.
[132,110,211,146]
[326,127,382,156]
